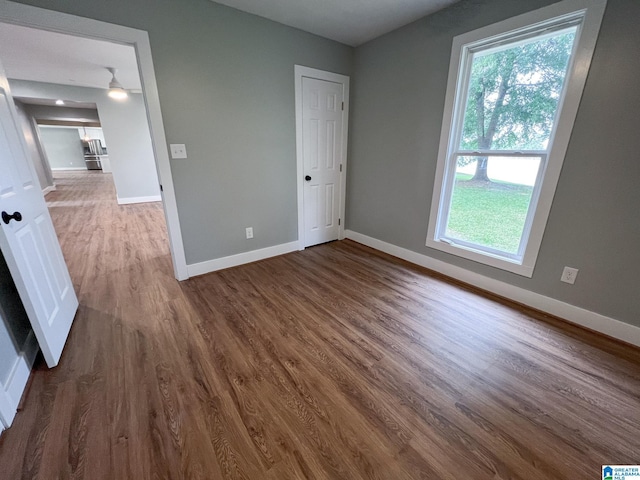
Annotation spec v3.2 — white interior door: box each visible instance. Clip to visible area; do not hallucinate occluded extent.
[0,65,78,368]
[301,76,345,247]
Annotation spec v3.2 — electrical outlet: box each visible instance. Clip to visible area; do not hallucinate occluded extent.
[245,227,253,239]
[169,144,187,159]
[561,266,579,284]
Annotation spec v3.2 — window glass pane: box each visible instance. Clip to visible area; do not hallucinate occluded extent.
[445,155,541,254]
[459,27,577,152]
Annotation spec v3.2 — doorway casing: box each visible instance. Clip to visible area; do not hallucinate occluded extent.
[0,0,188,280]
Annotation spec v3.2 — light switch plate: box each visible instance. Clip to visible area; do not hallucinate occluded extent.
[170,144,187,159]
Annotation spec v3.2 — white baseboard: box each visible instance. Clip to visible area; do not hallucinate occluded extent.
[187,241,299,278]
[51,167,87,171]
[117,195,162,205]
[345,230,640,347]
[42,184,56,196]
[0,331,39,428]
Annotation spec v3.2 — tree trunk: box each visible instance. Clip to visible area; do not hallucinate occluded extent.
[472,156,490,182]
[472,61,513,182]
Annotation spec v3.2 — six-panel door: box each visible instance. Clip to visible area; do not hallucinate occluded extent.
[302,76,344,247]
[0,77,78,369]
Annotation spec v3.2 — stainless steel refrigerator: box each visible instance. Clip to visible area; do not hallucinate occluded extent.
[82,139,106,170]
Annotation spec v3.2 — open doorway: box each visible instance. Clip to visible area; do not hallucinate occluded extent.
[0,2,187,279]
[0,19,173,291]
[0,23,162,205]
[0,4,188,428]
[0,20,167,420]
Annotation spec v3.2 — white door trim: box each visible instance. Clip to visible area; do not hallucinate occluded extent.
[0,1,189,280]
[0,388,12,430]
[0,331,39,428]
[294,65,350,251]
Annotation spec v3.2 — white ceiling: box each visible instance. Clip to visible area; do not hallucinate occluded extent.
[212,0,461,46]
[0,23,141,91]
[0,0,459,95]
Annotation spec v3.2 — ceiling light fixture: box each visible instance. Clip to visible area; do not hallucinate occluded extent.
[55,99,65,105]
[106,67,128,100]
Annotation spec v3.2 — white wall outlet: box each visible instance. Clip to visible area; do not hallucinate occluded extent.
[245,227,253,239]
[169,144,187,159]
[561,266,579,284]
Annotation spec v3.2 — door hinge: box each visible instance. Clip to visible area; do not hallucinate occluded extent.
[341,102,344,111]
[160,184,163,192]
[338,218,341,226]
[339,164,342,172]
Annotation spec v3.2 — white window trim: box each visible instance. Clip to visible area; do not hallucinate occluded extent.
[426,0,607,277]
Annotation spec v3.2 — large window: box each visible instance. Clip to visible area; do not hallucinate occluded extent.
[427,0,606,276]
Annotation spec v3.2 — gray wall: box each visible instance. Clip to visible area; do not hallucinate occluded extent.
[9,0,353,264]
[13,100,53,190]
[0,251,32,386]
[9,81,160,203]
[38,126,86,170]
[347,0,640,328]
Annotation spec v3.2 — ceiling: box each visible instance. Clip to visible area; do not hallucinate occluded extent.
[212,0,461,46]
[0,23,141,91]
[0,0,460,95]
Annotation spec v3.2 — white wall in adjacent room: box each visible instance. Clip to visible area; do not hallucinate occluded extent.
[10,80,160,204]
[38,126,86,170]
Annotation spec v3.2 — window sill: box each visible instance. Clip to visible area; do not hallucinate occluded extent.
[425,237,535,278]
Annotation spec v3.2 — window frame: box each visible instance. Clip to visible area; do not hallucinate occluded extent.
[426,0,607,277]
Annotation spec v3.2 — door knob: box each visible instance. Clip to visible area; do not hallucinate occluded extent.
[305,175,312,181]
[2,211,22,225]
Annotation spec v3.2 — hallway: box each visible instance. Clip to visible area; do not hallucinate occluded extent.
[45,171,172,285]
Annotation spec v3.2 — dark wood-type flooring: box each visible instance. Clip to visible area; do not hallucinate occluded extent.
[0,171,639,479]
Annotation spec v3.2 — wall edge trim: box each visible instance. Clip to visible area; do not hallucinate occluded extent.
[42,185,56,195]
[116,195,162,205]
[1,331,39,428]
[187,241,299,278]
[345,229,640,348]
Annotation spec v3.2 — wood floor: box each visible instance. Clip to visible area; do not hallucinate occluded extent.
[0,171,639,479]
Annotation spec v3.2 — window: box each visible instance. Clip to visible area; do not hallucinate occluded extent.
[427,0,606,277]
